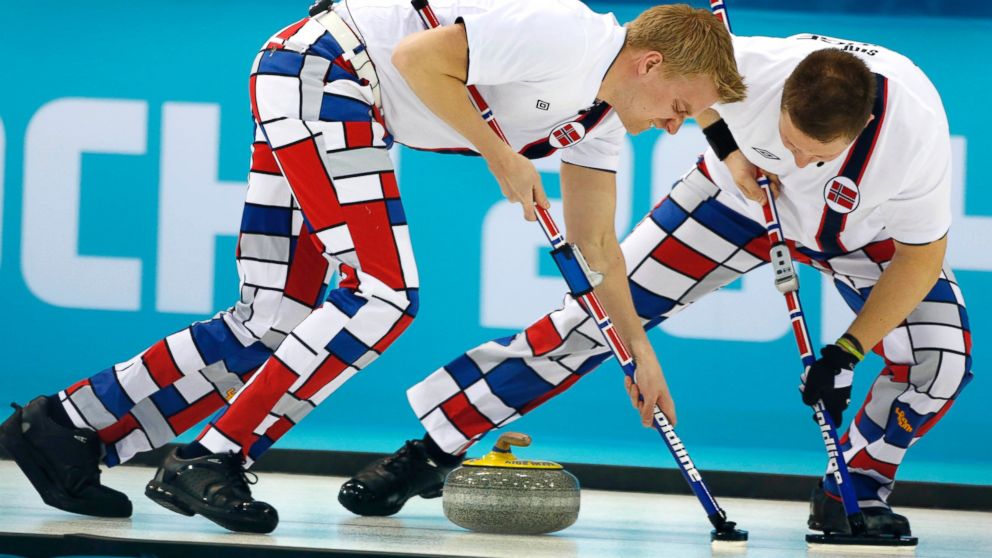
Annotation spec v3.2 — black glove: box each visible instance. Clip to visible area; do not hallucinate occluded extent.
[801,344,859,426]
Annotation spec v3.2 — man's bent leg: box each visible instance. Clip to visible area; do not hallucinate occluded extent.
[814,255,972,534]
[43,132,331,468]
[0,130,329,520]
[414,167,770,454]
[340,165,771,515]
[833,267,971,504]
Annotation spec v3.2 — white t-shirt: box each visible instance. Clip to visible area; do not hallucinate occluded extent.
[337,0,627,171]
[704,34,952,252]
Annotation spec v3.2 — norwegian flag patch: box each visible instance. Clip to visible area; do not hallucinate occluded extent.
[548,121,586,149]
[823,176,861,214]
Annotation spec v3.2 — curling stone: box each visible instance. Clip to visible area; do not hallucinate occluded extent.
[442,432,580,535]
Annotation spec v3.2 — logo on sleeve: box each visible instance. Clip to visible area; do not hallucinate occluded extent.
[824,176,861,214]
[536,100,550,111]
[549,121,586,148]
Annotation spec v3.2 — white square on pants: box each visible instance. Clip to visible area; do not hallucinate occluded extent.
[114,429,153,465]
[465,380,516,425]
[115,358,159,404]
[928,352,967,399]
[166,329,208,376]
[174,372,215,403]
[673,218,738,262]
[631,258,697,301]
[333,174,384,204]
[316,224,355,256]
[407,370,460,418]
[254,74,302,122]
[263,119,313,150]
[907,324,966,354]
[246,173,293,208]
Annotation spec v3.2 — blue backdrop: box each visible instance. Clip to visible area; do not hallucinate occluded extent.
[0,1,988,485]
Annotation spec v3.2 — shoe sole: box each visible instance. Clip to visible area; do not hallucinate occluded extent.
[145,480,277,534]
[0,407,131,518]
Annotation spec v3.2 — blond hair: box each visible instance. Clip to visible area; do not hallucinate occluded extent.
[626,5,746,103]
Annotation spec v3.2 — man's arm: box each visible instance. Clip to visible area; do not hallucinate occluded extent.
[696,108,779,204]
[391,25,548,221]
[801,236,947,424]
[560,162,676,426]
[845,236,947,351]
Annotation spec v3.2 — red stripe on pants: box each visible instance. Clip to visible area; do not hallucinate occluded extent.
[284,226,330,306]
[441,393,495,439]
[274,140,343,231]
[168,392,226,435]
[209,359,299,450]
[143,340,183,387]
[525,315,564,357]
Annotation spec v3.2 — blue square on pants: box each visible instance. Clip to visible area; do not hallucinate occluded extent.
[242,204,293,236]
[924,279,957,304]
[320,94,371,122]
[151,386,188,417]
[484,359,552,410]
[886,404,921,449]
[327,288,368,317]
[308,32,345,61]
[405,289,420,316]
[650,198,689,233]
[386,199,407,225]
[629,281,678,318]
[256,50,305,77]
[326,329,370,365]
[695,200,763,246]
[89,367,132,419]
[445,354,483,390]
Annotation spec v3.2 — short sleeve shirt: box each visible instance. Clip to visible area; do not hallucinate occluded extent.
[339,0,627,171]
[703,34,952,252]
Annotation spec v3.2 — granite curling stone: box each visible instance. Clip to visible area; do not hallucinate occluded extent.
[442,432,580,535]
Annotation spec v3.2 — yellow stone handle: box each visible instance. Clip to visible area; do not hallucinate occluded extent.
[495,432,532,451]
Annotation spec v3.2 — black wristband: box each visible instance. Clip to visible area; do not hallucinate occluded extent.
[702,118,739,161]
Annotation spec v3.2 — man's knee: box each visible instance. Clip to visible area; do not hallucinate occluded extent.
[910,348,971,401]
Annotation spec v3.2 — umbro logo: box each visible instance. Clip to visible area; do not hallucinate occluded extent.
[536,100,550,111]
[74,435,89,444]
[752,147,781,160]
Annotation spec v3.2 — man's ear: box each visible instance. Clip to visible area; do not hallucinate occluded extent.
[641,51,663,75]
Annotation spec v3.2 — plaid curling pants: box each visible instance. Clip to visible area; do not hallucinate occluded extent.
[58,14,418,466]
[408,165,972,507]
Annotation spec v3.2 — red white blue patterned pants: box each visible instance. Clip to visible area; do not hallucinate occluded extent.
[58,15,418,466]
[408,166,972,508]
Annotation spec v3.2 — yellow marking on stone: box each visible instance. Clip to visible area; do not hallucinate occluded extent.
[463,450,563,470]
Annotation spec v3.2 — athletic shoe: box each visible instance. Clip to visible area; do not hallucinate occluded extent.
[145,448,278,533]
[0,397,132,517]
[338,439,460,516]
[808,481,911,536]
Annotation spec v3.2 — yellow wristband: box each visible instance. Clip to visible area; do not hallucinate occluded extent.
[836,337,864,361]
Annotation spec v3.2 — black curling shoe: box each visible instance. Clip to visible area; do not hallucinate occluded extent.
[338,439,460,516]
[0,396,131,517]
[0,397,132,518]
[808,482,912,536]
[146,448,278,533]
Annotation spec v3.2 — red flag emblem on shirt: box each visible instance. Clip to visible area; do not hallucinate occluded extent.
[548,121,586,149]
[823,176,860,214]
